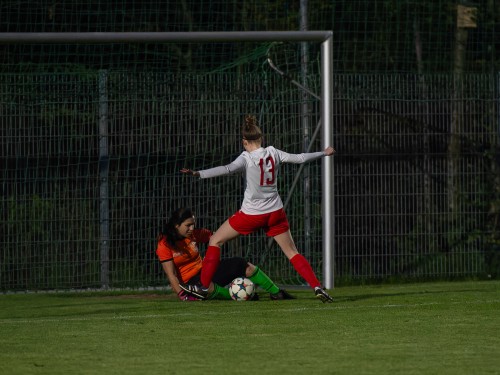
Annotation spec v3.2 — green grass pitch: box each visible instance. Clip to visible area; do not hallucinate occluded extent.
[0,280,499,375]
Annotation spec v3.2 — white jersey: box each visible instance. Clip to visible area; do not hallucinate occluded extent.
[198,146,325,215]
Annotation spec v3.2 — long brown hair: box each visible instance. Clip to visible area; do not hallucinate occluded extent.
[241,115,263,141]
[158,207,194,247]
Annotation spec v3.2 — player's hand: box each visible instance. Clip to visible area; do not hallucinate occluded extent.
[178,290,200,301]
[180,168,199,176]
[324,146,336,156]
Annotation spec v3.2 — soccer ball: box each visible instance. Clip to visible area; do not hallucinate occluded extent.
[228,277,255,301]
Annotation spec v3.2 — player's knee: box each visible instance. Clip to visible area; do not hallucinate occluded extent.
[282,248,299,259]
[208,237,224,247]
[245,262,256,277]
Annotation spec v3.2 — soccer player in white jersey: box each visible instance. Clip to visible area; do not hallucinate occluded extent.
[180,115,335,302]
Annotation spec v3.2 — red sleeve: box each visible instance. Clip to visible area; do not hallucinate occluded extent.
[192,228,212,244]
[156,236,174,263]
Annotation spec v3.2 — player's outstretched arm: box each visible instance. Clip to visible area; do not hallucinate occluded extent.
[180,168,200,176]
[324,146,336,156]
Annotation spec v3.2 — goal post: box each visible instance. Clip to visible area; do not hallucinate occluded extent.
[0,31,333,43]
[0,31,334,289]
[320,36,334,289]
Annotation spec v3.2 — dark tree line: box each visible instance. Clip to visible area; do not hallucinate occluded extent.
[0,0,498,74]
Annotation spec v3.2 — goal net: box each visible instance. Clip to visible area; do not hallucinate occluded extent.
[0,34,331,290]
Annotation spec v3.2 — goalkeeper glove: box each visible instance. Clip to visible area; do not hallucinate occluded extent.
[177,290,200,301]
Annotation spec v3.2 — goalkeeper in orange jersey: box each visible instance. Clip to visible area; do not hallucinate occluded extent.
[180,115,335,303]
[156,207,294,301]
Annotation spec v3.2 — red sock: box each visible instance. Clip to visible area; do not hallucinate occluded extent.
[201,246,221,287]
[290,254,321,288]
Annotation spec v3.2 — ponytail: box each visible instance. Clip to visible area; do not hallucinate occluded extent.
[241,115,263,141]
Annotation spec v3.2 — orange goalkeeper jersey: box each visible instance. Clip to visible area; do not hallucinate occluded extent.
[155,228,212,284]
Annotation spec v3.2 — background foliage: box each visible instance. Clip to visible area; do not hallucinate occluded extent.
[1,1,499,290]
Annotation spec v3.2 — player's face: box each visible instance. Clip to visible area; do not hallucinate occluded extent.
[176,217,195,238]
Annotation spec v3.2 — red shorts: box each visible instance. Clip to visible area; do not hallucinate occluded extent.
[228,209,290,237]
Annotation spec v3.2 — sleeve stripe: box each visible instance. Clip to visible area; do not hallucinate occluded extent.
[159,258,173,264]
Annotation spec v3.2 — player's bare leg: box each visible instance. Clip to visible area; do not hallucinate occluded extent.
[272,230,299,259]
[208,219,241,247]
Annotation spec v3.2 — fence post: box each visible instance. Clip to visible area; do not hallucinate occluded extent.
[99,70,110,289]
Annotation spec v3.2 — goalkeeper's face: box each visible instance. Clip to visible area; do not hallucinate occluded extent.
[175,217,195,239]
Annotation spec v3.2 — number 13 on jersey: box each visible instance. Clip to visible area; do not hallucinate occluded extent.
[259,156,275,186]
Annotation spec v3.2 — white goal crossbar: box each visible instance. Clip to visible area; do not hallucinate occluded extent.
[0,31,335,288]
